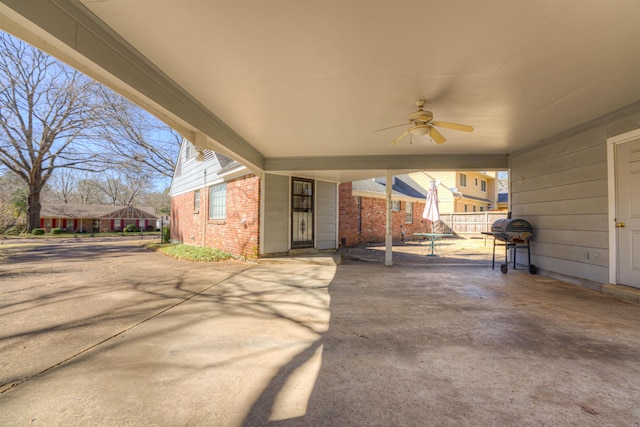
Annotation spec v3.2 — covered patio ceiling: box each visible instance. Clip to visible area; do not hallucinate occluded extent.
[2,0,640,182]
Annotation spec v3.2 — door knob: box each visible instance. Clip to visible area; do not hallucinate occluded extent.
[616,222,626,228]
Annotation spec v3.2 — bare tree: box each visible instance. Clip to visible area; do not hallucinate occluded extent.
[41,169,107,205]
[139,188,171,215]
[96,166,149,206]
[497,171,509,193]
[76,176,104,205]
[42,168,77,204]
[0,31,181,233]
[96,87,182,179]
[0,31,105,231]
[97,172,127,206]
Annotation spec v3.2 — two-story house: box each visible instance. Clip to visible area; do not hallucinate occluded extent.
[169,140,340,259]
[409,171,499,213]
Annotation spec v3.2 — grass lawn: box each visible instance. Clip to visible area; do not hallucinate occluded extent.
[144,243,236,262]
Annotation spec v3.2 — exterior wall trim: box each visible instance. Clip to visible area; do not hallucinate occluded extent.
[259,176,266,255]
[264,154,509,171]
[335,182,340,249]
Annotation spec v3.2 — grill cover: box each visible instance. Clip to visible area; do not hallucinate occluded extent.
[491,218,533,243]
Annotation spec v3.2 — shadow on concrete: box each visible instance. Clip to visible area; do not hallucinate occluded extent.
[2,241,332,427]
[246,263,640,426]
[2,240,640,426]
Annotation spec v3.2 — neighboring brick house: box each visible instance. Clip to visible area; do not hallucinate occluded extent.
[169,139,339,259]
[339,171,503,246]
[339,175,431,246]
[39,204,158,233]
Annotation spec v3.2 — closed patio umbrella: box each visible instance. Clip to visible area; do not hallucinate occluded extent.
[421,179,444,255]
[423,179,440,225]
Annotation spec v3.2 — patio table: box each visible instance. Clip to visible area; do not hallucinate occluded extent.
[413,233,453,257]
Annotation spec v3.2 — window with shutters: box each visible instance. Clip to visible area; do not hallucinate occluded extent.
[405,202,413,223]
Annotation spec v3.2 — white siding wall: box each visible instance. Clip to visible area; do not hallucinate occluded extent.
[263,174,289,254]
[170,144,220,196]
[510,108,640,286]
[316,181,338,250]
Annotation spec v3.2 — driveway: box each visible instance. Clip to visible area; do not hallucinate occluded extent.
[1,239,639,426]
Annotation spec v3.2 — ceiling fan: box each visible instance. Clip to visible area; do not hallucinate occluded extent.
[376,99,473,146]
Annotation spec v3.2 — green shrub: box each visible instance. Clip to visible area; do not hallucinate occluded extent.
[124,224,139,232]
[51,228,63,234]
[161,226,170,244]
[31,228,45,235]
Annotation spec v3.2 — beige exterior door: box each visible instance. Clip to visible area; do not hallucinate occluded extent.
[616,138,640,288]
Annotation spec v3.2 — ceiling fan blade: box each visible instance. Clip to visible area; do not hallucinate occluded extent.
[374,122,412,132]
[431,121,474,132]
[390,129,410,146]
[429,126,447,144]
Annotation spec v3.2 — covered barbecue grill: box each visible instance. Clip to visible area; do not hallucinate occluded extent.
[482,218,537,274]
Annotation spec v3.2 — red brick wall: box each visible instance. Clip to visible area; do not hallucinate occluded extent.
[40,217,154,233]
[338,183,360,246]
[338,183,429,246]
[171,191,203,245]
[40,217,94,233]
[171,174,261,259]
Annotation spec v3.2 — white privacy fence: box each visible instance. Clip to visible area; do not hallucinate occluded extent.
[435,212,508,234]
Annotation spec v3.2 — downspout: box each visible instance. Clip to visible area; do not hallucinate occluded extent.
[259,173,265,257]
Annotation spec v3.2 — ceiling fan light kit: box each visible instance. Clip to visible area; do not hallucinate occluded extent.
[409,124,430,136]
[376,98,473,146]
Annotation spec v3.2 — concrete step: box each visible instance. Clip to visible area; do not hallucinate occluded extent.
[257,252,342,266]
[602,284,640,304]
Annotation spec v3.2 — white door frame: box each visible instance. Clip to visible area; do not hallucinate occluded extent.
[606,127,640,284]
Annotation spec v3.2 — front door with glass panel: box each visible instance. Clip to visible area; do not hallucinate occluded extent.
[292,178,314,248]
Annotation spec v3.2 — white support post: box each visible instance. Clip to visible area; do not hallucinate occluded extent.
[385,170,393,266]
[202,169,207,247]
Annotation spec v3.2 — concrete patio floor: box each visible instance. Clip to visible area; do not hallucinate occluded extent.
[1,239,639,426]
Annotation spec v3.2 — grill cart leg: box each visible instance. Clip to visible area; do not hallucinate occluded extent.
[527,240,537,274]
[492,238,496,269]
[501,242,509,274]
